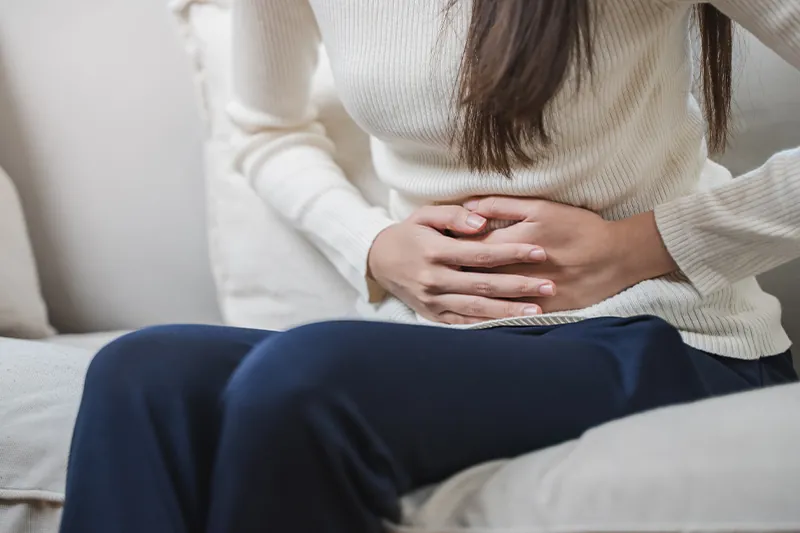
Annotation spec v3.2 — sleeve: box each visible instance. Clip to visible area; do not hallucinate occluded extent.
[228,0,396,302]
[653,0,800,296]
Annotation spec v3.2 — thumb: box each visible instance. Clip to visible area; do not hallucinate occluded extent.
[463,196,537,221]
[410,205,487,234]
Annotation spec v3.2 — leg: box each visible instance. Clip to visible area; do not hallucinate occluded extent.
[59,324,275,533]
[207,316,777,533]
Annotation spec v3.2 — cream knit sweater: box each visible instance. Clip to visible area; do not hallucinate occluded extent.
[230,0,800,359]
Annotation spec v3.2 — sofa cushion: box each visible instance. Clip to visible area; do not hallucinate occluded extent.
[0,166,54,339]
[1,333,798,533]
[0,338,91,503]
[399,382,800,533]
[46,331,128,352]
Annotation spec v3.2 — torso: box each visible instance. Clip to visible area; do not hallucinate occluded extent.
[308,0,790,359]
[312,1,702,216]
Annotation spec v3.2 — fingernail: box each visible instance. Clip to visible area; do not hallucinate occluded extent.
[539,283,555,296]
[529,248,547,261]
[523,306,541,316]
[466,214,486,229]
[464,200,479,210]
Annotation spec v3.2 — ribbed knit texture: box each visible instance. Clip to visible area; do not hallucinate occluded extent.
[229,0,800,359]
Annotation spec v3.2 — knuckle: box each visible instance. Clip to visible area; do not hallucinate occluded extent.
[420,296,450,316]
[409,206,430,222]
[516,281,533,295]
[421,244,441,263]
[417,269,439,291]
[486,197,499,215]
[473,252,495,267]
[427,299,446,314]
[416,290,435,306]
[464,297,485,316]
[473,281,495,296]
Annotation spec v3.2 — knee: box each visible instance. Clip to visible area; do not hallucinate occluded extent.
[84,325,220,404]
[87,325,175,380]
[639,316,686,355]
[221,322,368,433]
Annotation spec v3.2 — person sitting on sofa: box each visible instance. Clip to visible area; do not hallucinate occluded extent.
[59,1,799,532]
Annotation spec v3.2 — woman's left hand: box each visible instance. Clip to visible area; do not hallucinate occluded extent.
[463,197,678,313]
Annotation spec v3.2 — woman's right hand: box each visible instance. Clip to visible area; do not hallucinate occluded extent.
[367,206,555,325]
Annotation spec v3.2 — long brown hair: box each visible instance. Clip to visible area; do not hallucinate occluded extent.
[450,1,734,177]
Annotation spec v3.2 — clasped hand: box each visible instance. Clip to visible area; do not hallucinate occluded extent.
[368,197,669,325]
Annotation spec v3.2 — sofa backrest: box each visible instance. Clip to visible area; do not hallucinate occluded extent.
[0,0,221,332]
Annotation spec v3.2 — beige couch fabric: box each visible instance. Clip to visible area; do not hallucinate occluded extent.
[0,166,53,339]
[0,502,61,533]
[0,339,92,533]
[397,382,800,532]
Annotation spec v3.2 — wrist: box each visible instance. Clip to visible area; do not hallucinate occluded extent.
[366,224,394,282]
[366,225,397,303]
[610,211,678,286]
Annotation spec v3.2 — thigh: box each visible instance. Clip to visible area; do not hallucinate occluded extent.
[69,325,280,531]
[233,316,727,490]
[84,324,278,406]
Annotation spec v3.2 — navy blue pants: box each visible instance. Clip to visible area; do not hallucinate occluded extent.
[59,317,796,533]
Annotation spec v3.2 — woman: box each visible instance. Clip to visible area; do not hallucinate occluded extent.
[60,1,799,532]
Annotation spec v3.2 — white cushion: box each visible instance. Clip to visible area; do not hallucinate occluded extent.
[46,331,129,351]
[0,502,61,533]
[170,0,389,330]
[0,338,92,533]
[399,383,800,533]
[0,338,92,503]
[0,166,54,339]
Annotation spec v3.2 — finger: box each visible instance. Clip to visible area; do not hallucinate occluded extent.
[436,312,493,326]
[463,196,540,221]
[414,308,489,326]
[472,223,537,245]
[430,241,547,267]
[435,294,542,319]
[409,205,487,234]
[433,272,556,299]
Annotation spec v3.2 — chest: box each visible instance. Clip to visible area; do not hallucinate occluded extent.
[308,1,687,148]
[308,0,462,147]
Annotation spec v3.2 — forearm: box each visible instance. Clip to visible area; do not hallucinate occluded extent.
[609,148,800,295]
[231,0,395,301]
[654,149,800,294]
[236,127,396,300]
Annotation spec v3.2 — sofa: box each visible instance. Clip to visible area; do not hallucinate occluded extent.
[0,0,799,532]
